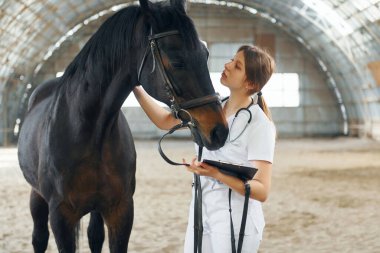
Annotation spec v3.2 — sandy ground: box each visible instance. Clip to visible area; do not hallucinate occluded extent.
[1,137,380,253]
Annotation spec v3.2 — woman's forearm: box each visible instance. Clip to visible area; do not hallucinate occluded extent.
[215,173,269,202]
[187,159,271,202]
[133,86,180,130]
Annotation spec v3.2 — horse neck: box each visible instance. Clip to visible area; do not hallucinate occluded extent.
[53,12,148,143]
[56,45,143,146]
[63,67,135,137]
[87,18,147,129]
[90,32,146,131]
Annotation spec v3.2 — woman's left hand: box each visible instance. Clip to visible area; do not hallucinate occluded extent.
[182,157,221,179]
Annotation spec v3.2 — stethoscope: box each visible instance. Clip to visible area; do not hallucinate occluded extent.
[223,93,258,142]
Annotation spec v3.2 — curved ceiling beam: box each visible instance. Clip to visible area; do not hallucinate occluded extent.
[0,0,379,137]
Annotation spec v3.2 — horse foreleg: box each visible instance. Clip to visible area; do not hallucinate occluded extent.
[88,211,105,253]
[49,203,79,253]
[104,199,134,253]
[30,189,49,253]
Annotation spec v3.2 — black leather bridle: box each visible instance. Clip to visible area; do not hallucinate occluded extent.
[137,29,228,253]
[137,29,221,127]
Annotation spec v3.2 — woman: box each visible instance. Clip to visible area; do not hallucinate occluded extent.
[133,45,276,253]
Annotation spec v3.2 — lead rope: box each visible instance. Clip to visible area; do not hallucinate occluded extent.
[158,123,189,166]
[229,183,251,253]
[194,145,203,253]
[157,124,204,253]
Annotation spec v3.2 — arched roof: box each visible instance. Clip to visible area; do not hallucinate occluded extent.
[1,0,379,138]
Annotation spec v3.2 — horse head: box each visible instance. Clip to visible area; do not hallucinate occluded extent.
[137,0,228,150]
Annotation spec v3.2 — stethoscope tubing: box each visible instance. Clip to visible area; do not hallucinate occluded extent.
[226,97,255,143]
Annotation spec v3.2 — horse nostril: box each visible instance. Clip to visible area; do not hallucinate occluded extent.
[211,124,228,146]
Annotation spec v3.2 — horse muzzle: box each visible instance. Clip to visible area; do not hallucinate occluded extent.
[189,123,228,150]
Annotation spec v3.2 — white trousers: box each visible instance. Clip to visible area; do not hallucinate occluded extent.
[183,227,260,253]
[184,177,264,253]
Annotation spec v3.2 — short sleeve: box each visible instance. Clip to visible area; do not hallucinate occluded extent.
[247,120,276,163]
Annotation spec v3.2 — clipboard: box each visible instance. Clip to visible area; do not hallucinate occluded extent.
[202,159,257,181]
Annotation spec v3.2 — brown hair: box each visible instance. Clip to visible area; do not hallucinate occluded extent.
[238,45,275,121]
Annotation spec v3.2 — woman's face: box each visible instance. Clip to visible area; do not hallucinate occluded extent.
[220,51,248,90]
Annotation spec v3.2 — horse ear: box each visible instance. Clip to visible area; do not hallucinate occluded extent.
[139,0,151,14]
[170,0,187,13]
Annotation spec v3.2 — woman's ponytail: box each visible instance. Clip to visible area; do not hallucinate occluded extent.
[257,94,272,121]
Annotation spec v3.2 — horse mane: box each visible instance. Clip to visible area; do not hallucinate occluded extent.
[59,6,142,91]
[58,2,199,94]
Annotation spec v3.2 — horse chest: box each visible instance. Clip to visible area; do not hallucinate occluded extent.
[63,165,127,208]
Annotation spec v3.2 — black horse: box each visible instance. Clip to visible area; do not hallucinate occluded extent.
[17,0,228,252]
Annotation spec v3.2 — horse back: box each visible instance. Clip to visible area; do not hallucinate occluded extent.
[27,78,60,111]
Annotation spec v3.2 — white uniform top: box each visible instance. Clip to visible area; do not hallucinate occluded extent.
[190,99,276,241]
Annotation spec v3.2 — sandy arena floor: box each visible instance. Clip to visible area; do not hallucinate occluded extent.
[1,138,379,253]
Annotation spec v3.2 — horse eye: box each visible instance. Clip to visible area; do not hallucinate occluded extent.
[171,60,185,69]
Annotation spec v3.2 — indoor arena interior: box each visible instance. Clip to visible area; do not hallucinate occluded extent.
[1,0,379,252]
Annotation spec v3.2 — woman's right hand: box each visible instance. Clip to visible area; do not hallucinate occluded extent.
[183,158,222,179]
[133,86,180,130]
